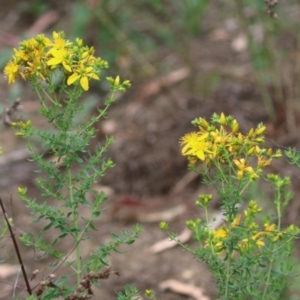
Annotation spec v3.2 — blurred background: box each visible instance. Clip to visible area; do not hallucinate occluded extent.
[1,1,300,299]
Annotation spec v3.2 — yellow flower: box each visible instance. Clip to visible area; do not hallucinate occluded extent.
[234,158,256,179]
[248,200,262,214]
[258,156,272,167]
[209,227,228,253]
[240,237,265,249]
[4,59,19,83]
[67,62,99,91]
[212,227,228,239]
[35,34,52,46]
[47,48,72,72]
[45,31,72,52]
[232,214,241,226]
[208,215,241,254]
[180,132,210,161]
[264,222,276,233]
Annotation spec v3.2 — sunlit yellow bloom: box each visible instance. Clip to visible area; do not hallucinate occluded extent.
[35,34,52,46]
[68,65,99,90]
[49,31,71,50]
[208,215,242,253]
[258,157,272,167]
[4,59,19,83]
[255,240,265,247]
[206,143,217,162]
[180,132,210,161]
[234,158,255,179]
[251,236,265,247]
[239,237,265,249]
[232,214,241,226]
[212,227,228,239]
[47,48,72,72]
[264,222,276,233]
[210,130,228,144]
[209,227,228,253]
[13,48,30,62]
[21,38,39,51]
[4,31,106,91]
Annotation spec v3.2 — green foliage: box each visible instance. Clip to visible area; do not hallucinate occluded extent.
[163,113,300,299]
[115,284,140,300]
[2,31,142,299]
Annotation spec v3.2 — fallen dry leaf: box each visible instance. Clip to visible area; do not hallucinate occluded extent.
[159,279,210,300]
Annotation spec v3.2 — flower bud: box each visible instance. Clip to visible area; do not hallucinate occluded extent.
[220,112,226,125]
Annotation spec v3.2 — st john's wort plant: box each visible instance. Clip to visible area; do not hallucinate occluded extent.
[160,113,300,299]
[3,31,142,299]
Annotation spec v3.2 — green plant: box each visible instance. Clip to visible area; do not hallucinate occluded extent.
[2,31,142,299]
[160,113,299,299]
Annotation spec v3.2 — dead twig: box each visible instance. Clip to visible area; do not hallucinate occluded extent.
[159,279,210,300]
[25,11,59,37]
[0,196,32,295]
[169,171,198,196]
[126,67,190,116]
[150,227,192,254]
[0,149,32,167]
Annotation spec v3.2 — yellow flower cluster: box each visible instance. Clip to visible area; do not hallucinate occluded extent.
[11,120,32,137]
[180,113,281,180]
[208,201,277,255]
[3,31,108,91]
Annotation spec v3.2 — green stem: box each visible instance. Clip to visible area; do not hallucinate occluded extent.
[263,188,282,298]
[205,207,215,256]
[34,84,56,106]
[68,167,81,284]
[275,189,281,231]
[262,258,273,299]
[85,91,116,131]
[225,255,231,298]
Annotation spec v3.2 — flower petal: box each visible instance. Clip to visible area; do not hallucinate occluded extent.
[67,73,80,85]
[80,76,89,91]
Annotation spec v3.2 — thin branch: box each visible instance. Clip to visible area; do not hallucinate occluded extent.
[0,196,32,295]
